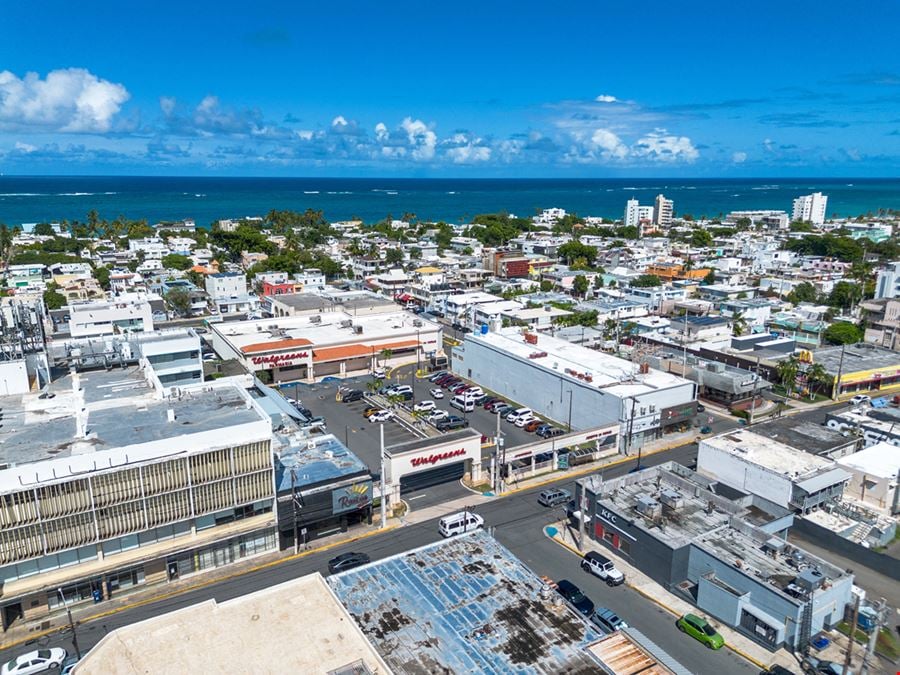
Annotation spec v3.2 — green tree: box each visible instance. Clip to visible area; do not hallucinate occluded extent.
[162,253,193,271]
[409,247,422,260]
[43,282,67,310]
[0,223,12,259]
[731,312,749,336]
[572,274,589,297]
[690,229,713,247]
[385,248,404,265]
[789,221,815,232]
[594,275,604,289]
[703,269,716,285]
[775,355,800,397]
[33,222,55,237]
[630,274,662,288]
[827,281,862,310]
[94,266,111,290]
[540,279,553,292]
[558,241,597,267]
[822,322,863,345]
[787,282,818,304]
[805,363,832,398]
[165,287,193,318]
[379,348,393,366]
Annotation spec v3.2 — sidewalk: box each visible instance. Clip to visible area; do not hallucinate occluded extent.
[545,521,864,673]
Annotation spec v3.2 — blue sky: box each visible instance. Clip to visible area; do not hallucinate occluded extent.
[1,0,898,176]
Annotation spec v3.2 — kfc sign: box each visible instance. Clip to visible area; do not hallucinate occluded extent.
[410,447,466,468]
[251,351,309,366]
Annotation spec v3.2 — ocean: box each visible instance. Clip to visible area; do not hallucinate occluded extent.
[0,176,898,227]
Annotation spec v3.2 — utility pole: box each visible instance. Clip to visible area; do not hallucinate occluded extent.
[749,355,760,425]
[859,598,887,675]
[496,411,505,494]
[57,589,81,660]
[578,480,587,551]
[567,390,574,432]
[832,344,846,400]
[379,423,387,527]
[291,468,299,554]
[842,593,861,675]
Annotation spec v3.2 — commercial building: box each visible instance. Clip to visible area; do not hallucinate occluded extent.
[811,342,900,398]
[727,210,790,229]
[328,531,607,673]
[653,194,674,227]
[66,293,157,338]
[210,310,442,384]
[452,327,696,449]
[0,369,276,631]
[75,573,389,674]
[268,289,396,318]
[835,442,900,514]
[791,192,828,225]
[577,463,853,651]
[697,429,851,513]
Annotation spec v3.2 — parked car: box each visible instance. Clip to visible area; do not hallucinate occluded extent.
[524,418,544,432]
[430,388,444,399]
[372,367,386,379]
[327,551,371,574]
[537,488,571,507]
[484,398,506,410]
[554,579,594,616]
[452,384,470,395]
[427,410,449,423]
[760,666,798,675]
[60,656,80,675]
[491,403,513,416]
[676,613,724,649]
[536,424,565,438]
[514,413,537,428]
[590,607,629,633]
[428,371,448,382]
[414,400,436,412]
[368,410,394,423]
[2,649,68,675]
[696,403,706,413]
[363,406,381,418]
[850,394,871,406]
[506,407,533,424]
[469,394,488,405]
[342,389,364,403]
[482,396,503,408]
[581,551,625,586]
[436,415,469,431]
[800,657,842,675]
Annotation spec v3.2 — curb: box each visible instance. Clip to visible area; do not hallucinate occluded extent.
[1,521,400,653]
[544,529,771,671]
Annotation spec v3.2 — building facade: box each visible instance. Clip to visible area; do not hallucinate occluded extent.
[791,192,828,225]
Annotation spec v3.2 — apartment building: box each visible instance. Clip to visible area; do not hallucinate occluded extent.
[66,293,157,337]
[653,194,673,227]
[791,192,828,226]
[0,371,276,631]
[874,261,900,300]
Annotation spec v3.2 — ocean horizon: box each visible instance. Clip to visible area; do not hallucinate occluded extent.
[1,175,899,227]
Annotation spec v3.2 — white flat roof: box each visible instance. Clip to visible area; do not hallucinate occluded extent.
[75,573,389,675]
[837,442,900,479]
[703,429,833,478]
[215,310,441,354]
[467,327,689,395]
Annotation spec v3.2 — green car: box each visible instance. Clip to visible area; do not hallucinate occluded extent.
[676,613,725,649]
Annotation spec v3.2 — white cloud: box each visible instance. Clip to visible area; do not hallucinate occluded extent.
[589,128,628,159]
[595,94,618,103]
[331,115,348,129]
[0,68,130,132]
[159,96,176,117]
[14,141,36,153]
[632,128,699,162]
[732,151,747,163]
[374,122,389,142]
[400,117,436,160]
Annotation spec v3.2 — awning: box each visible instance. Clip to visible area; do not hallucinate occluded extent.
[794,468,852,495]
[313,344,372,363]
[242,337,313,354]
[740,602,785,631]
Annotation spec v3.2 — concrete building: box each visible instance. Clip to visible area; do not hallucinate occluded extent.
[75,573,389,674]
[653,194,674,227]
[812,342,900,398]
[860,298,900,348]
[329,531,607,673]
[835,442,900,514]
[67,293,156,338]
[624,197,640,228]
[874,261,900,300]
[791,192,828,226]
[0,371,276,631]
[577,462,853,651]
[205,272,258,315]
[210,311,442,384]
[268,289,396,318]
[452,327,696,449]
[698,429,851,513]
[727,210,790,229]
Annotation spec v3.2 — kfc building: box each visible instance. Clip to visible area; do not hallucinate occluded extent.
[209,310,443,384]
[383,430,484,508]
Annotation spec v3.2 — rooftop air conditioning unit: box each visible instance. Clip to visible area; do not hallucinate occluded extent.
[412,319,423,327]
[353,325,363,334]
[309,315,321,324]
[636,495,662,519]
[340,319,353,328]
[659,489,684,510]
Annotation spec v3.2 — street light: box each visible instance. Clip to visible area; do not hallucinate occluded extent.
[57,588,81,660]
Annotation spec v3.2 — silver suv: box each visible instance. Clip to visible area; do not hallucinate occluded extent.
[538,488,572,507]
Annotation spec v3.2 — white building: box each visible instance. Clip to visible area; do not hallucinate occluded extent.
[698,429,851,512]
[727,210,790,229]
[452,327,696,450]
[653,194,673,227]
[791,192,828,225]
[835,442,900,514]
[128,237,170,260]
[875,262,900,299]
[205,272,258,315]
[441,291,504,323]
[68,294,156,338]
[624,198,640,228]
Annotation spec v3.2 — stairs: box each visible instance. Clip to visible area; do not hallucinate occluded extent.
[848,522,873,544]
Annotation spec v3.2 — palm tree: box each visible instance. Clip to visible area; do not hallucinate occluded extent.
[379,348,393,367]
[731,311,748,337]
[776,355,801,398]
[805,363,832,399]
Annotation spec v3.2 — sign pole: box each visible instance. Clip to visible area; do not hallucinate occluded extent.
[380,423,387,528]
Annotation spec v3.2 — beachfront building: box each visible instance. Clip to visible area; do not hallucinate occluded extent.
[791,192,828,226]
[653,194,674,227]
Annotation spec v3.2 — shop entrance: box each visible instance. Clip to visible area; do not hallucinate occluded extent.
[2,602,23,631]
[400,461,466,495]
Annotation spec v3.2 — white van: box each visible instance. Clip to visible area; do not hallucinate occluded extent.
[438,511,484,537]
[506,407,532,424]
[450,395,475,412]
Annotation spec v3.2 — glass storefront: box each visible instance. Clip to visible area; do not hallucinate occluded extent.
[166,529,276,580]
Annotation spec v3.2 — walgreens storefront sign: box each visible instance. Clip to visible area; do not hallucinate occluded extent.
[410,447,467,468]
[250,351,309,368]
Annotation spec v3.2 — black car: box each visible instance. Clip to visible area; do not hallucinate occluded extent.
[760,666,796,675]
[342,389,364,403]
[436,415,469,431]
[696,404,706,413]
[555,579,594,616]
[327,551,371,574]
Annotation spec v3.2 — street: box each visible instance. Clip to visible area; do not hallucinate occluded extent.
[0,441,760,675]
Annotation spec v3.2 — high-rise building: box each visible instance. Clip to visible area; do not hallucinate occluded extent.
[624,198,640,228]
[875,262,900,300]
[653,194,673,227]
[791,192,828,225]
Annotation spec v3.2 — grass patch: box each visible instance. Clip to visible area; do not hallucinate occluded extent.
[836,622,900,661]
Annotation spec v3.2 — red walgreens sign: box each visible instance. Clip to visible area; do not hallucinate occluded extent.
[411,448,466,468]
[251,351,309,366]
